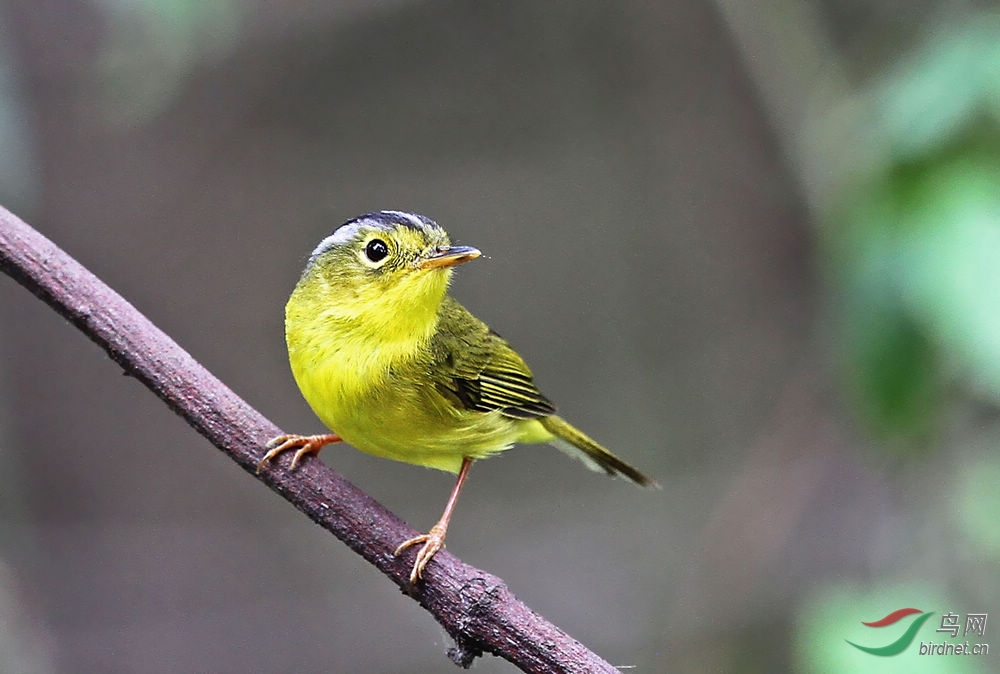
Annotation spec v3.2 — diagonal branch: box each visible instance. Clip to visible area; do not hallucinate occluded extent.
[0,204,622,673]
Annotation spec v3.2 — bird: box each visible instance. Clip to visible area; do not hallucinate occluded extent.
[259,210,655,585]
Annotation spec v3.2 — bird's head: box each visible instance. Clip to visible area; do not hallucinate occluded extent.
[293,211,480,338]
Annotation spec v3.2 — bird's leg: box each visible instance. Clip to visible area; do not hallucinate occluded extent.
[395,457,473,585]
[257,433,342,473]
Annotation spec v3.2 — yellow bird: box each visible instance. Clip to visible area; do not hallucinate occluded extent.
[260,211,654,584]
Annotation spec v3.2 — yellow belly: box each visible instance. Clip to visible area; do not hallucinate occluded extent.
[289,335,550,474]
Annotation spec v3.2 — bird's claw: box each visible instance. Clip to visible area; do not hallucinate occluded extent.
[257,433,341,473]
[394,524,447,586]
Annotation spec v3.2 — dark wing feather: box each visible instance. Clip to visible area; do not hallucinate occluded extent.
[431,296,555,419]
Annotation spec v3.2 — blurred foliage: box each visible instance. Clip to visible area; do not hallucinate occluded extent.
[956,451,1000,557]
[825,11,1000,447]
[807,11,1000,671]
[94,0,241,124]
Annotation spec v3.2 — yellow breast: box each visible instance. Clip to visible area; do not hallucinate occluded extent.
[284,261,534,473]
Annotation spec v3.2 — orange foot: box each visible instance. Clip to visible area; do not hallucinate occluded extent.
[394,522,447,585]
[257,433,341,473]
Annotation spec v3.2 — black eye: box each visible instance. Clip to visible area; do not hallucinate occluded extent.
[365,238,389,263]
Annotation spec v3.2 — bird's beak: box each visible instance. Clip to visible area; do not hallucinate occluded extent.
[419,245,481,269]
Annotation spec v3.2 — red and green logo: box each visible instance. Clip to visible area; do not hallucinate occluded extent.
[846,608,935,656]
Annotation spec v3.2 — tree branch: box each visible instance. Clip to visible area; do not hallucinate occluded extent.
[0,205,622,673]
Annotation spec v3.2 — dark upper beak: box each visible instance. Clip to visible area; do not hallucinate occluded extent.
[419,245,481,269]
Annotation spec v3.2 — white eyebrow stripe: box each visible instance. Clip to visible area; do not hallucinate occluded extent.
[380,210,426,229]
[310,222,360,260]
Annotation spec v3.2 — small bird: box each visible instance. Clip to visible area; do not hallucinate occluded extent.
[259,210,654,584]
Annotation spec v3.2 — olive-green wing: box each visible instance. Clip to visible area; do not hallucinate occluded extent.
[431,297,555,419]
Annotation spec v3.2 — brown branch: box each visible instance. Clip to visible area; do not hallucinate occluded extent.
[0,204,622,673]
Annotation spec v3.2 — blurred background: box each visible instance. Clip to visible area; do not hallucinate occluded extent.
[0,1,998,672]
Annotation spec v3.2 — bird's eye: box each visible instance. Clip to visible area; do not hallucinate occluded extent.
[364,238,389,263]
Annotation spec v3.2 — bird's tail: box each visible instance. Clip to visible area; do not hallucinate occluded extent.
[540,415,658,488]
